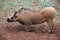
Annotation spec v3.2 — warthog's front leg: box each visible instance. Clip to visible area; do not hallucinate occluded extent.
[47,19,54,34]
[24,20,32,32]
[25,25,31,32]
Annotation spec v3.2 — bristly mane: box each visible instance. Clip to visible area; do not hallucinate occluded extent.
[13,11,17,17]
[18,7,32,13]
[13,7,32,17]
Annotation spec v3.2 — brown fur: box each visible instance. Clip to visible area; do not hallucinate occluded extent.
[7,7,56,33]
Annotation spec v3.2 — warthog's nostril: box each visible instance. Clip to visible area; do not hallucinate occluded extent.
[7,18,10,22]
[7,17,14,22]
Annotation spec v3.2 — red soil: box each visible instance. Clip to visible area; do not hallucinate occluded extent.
[0,19,60,40]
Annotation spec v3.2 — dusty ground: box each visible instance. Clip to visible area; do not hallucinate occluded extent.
[0,19,60,40]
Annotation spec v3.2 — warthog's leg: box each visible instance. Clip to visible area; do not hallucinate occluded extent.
[24,20,32,32]
[47,19,54,34]
[25,25,31,32]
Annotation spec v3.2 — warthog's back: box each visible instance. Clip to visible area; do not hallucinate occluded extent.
[40,7,56,18]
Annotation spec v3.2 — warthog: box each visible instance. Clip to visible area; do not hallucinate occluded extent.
[7,7,56,34]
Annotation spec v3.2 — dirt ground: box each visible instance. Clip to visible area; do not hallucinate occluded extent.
[0,19,60,40]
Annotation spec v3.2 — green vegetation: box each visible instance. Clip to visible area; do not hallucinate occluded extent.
[0,0,57,10]
[0,0,59,19]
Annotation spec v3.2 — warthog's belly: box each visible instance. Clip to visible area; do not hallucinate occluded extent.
[31,16,46,24]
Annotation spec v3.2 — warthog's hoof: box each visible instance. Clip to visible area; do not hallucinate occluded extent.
[24,27,34,32]
[48,31,53,34]
[24,28,30,32]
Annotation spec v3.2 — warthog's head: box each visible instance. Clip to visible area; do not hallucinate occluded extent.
[7,7,24,22]
[7,7,32,22]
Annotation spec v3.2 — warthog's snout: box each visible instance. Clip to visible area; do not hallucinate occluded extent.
[7,18,13,22]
